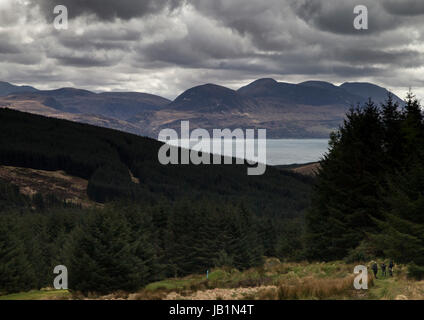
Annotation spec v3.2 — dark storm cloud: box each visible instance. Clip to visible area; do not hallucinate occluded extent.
[234,52,385,78]
[191,0,294,50]
[139,29,248,67]
[329,48,424,68]
[330,65,384,77]
[0,52,43,65]
[183,0,424,86]
[1,0,424,99]
[52,55,119,68]
[0,40,21,54]
[290,0,401,35]
[382,0,424,16]
[57,28,141,50]
[34,0,185,21]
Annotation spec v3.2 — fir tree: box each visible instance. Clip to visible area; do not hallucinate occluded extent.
[306,101,385,260]
[381,93,403,166]
[67,210,153,294]
[0,218,35,294]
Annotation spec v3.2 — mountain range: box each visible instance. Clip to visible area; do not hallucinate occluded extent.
[0,79,403,138]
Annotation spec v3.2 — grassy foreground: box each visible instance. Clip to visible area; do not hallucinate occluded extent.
[0,289,70,300]
[1,259,423,300]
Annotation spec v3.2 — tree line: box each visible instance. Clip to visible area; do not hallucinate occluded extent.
[0,109,313,294]
[0,191,300,294]
[306,92,424,279]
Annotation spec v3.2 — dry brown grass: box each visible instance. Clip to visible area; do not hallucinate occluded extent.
[0,165,100,208]
[129,289,173,300]
[292,162,321,176]
[277,275,355,299]
[164,286,277,300]
[257,273,373,300]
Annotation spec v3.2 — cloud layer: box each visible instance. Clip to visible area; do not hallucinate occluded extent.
[1,0,424,100]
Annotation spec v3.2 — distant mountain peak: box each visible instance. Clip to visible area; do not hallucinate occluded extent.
[38,87,95,97]
[237,78,283,98]
[298,81,337,89]
[174,83,236,100]
[0,81,38,96]
[170,83,250,112]
[188,83,236,93]
[340,82,403,105]
[250,78,278,85]
[0,78,407,139]
[341,81,379,86]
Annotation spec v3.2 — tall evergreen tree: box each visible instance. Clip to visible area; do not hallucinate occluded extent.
[371,164,424,278]
[400,91,424,163]
[67,210,153,294]
[306,101,386,260]
[0,218,35,294]
[381,93,403,166]
[371,94,424,278]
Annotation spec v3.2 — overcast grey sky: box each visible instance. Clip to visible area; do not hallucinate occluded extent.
[1,0,424,100]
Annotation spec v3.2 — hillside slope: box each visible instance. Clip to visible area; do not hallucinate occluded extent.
[0,108,312,217]
[0,81,38,96]
[0,165,97,208]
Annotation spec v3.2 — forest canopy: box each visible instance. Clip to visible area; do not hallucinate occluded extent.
[0,109,312,294]
[306,92,424,279]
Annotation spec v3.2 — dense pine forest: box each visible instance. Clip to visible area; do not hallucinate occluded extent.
[306,93,424,279]
[2,90,424,296]
[0,108,312,294]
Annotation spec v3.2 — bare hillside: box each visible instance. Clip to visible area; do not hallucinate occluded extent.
[0,165,98,207]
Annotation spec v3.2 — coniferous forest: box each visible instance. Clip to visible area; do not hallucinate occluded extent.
[1,90,424,295]
[306,92,424,279]
[0,108,312,294]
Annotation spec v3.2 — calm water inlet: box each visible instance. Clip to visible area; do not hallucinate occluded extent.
[164,139,330,166]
